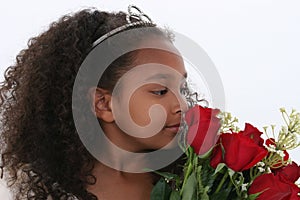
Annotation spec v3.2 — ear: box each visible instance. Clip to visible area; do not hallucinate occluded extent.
[89,87,114,123]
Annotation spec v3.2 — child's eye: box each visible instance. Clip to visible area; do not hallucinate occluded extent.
[151,88,168,96]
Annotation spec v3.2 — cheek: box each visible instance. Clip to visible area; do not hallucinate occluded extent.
[129,93,152,126]
[128,90,169,131]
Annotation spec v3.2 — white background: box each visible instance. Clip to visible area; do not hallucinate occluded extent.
[1,0,300,198]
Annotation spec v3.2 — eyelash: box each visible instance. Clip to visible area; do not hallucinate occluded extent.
[150,83,188,96]
[151,88,168,96]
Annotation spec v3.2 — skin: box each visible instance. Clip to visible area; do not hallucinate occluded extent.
[87,38,188,200]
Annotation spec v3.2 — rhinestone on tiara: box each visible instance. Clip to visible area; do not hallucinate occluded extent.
[92,5,156,48]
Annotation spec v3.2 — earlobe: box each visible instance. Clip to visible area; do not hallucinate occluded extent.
[89,87,114,123]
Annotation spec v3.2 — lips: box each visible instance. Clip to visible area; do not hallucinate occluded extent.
[165,123,180,128]
[164,123,180,133]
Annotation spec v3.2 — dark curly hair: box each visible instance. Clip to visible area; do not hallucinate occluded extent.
[0,8,179,200]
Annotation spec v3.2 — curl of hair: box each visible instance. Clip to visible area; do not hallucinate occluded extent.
[0,8,171,200]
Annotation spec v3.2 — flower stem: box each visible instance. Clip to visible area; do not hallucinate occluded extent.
[214,172,229,194]
[180,157,193,196]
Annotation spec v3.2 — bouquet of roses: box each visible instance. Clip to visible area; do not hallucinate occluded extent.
[150,105,300,200]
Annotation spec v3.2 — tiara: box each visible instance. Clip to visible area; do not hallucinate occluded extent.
[92,5,156,47]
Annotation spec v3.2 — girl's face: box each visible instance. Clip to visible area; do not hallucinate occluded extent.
[111,38,188,151]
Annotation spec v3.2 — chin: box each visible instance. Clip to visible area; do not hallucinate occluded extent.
[138,131,180,151]
[154,136,180,150]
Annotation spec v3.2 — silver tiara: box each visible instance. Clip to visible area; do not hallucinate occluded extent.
[92,5,156,47]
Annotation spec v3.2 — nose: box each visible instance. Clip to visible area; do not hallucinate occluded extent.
[171,92,188,114]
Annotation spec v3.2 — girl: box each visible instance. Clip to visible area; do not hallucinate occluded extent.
[0,5,194,200]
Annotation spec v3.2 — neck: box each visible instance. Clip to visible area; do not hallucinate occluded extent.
[87,161,155,200]
[96,121,153,172]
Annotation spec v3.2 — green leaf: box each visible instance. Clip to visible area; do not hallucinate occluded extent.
[213,163,226,175]
[228,168,235,178]
[151,171,180,181]
[247,193,261,200]
[169,190,181,200]
[195,166,209,199]
[182,172,197,200]
[186,146,195,157]
[210,187,232,200]
[247,190,265,200]
[197,146,213,159]
[198,158,215,190]
[199,186,210,200]
[150,178,172,200]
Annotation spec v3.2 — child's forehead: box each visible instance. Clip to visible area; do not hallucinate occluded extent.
[132,48,186,77]
[134,36,182,61]
[144,69,188,81]
[117,63,187,87]
[114,37,188,89]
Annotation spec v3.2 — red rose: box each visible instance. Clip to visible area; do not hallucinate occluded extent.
[240,123,264,146]
[274,162,300,183]
[185,105,221,155]
[249,173,300,200]
[210,124,268,171]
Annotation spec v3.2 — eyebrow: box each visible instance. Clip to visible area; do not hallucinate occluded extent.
[145,72,187,81]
